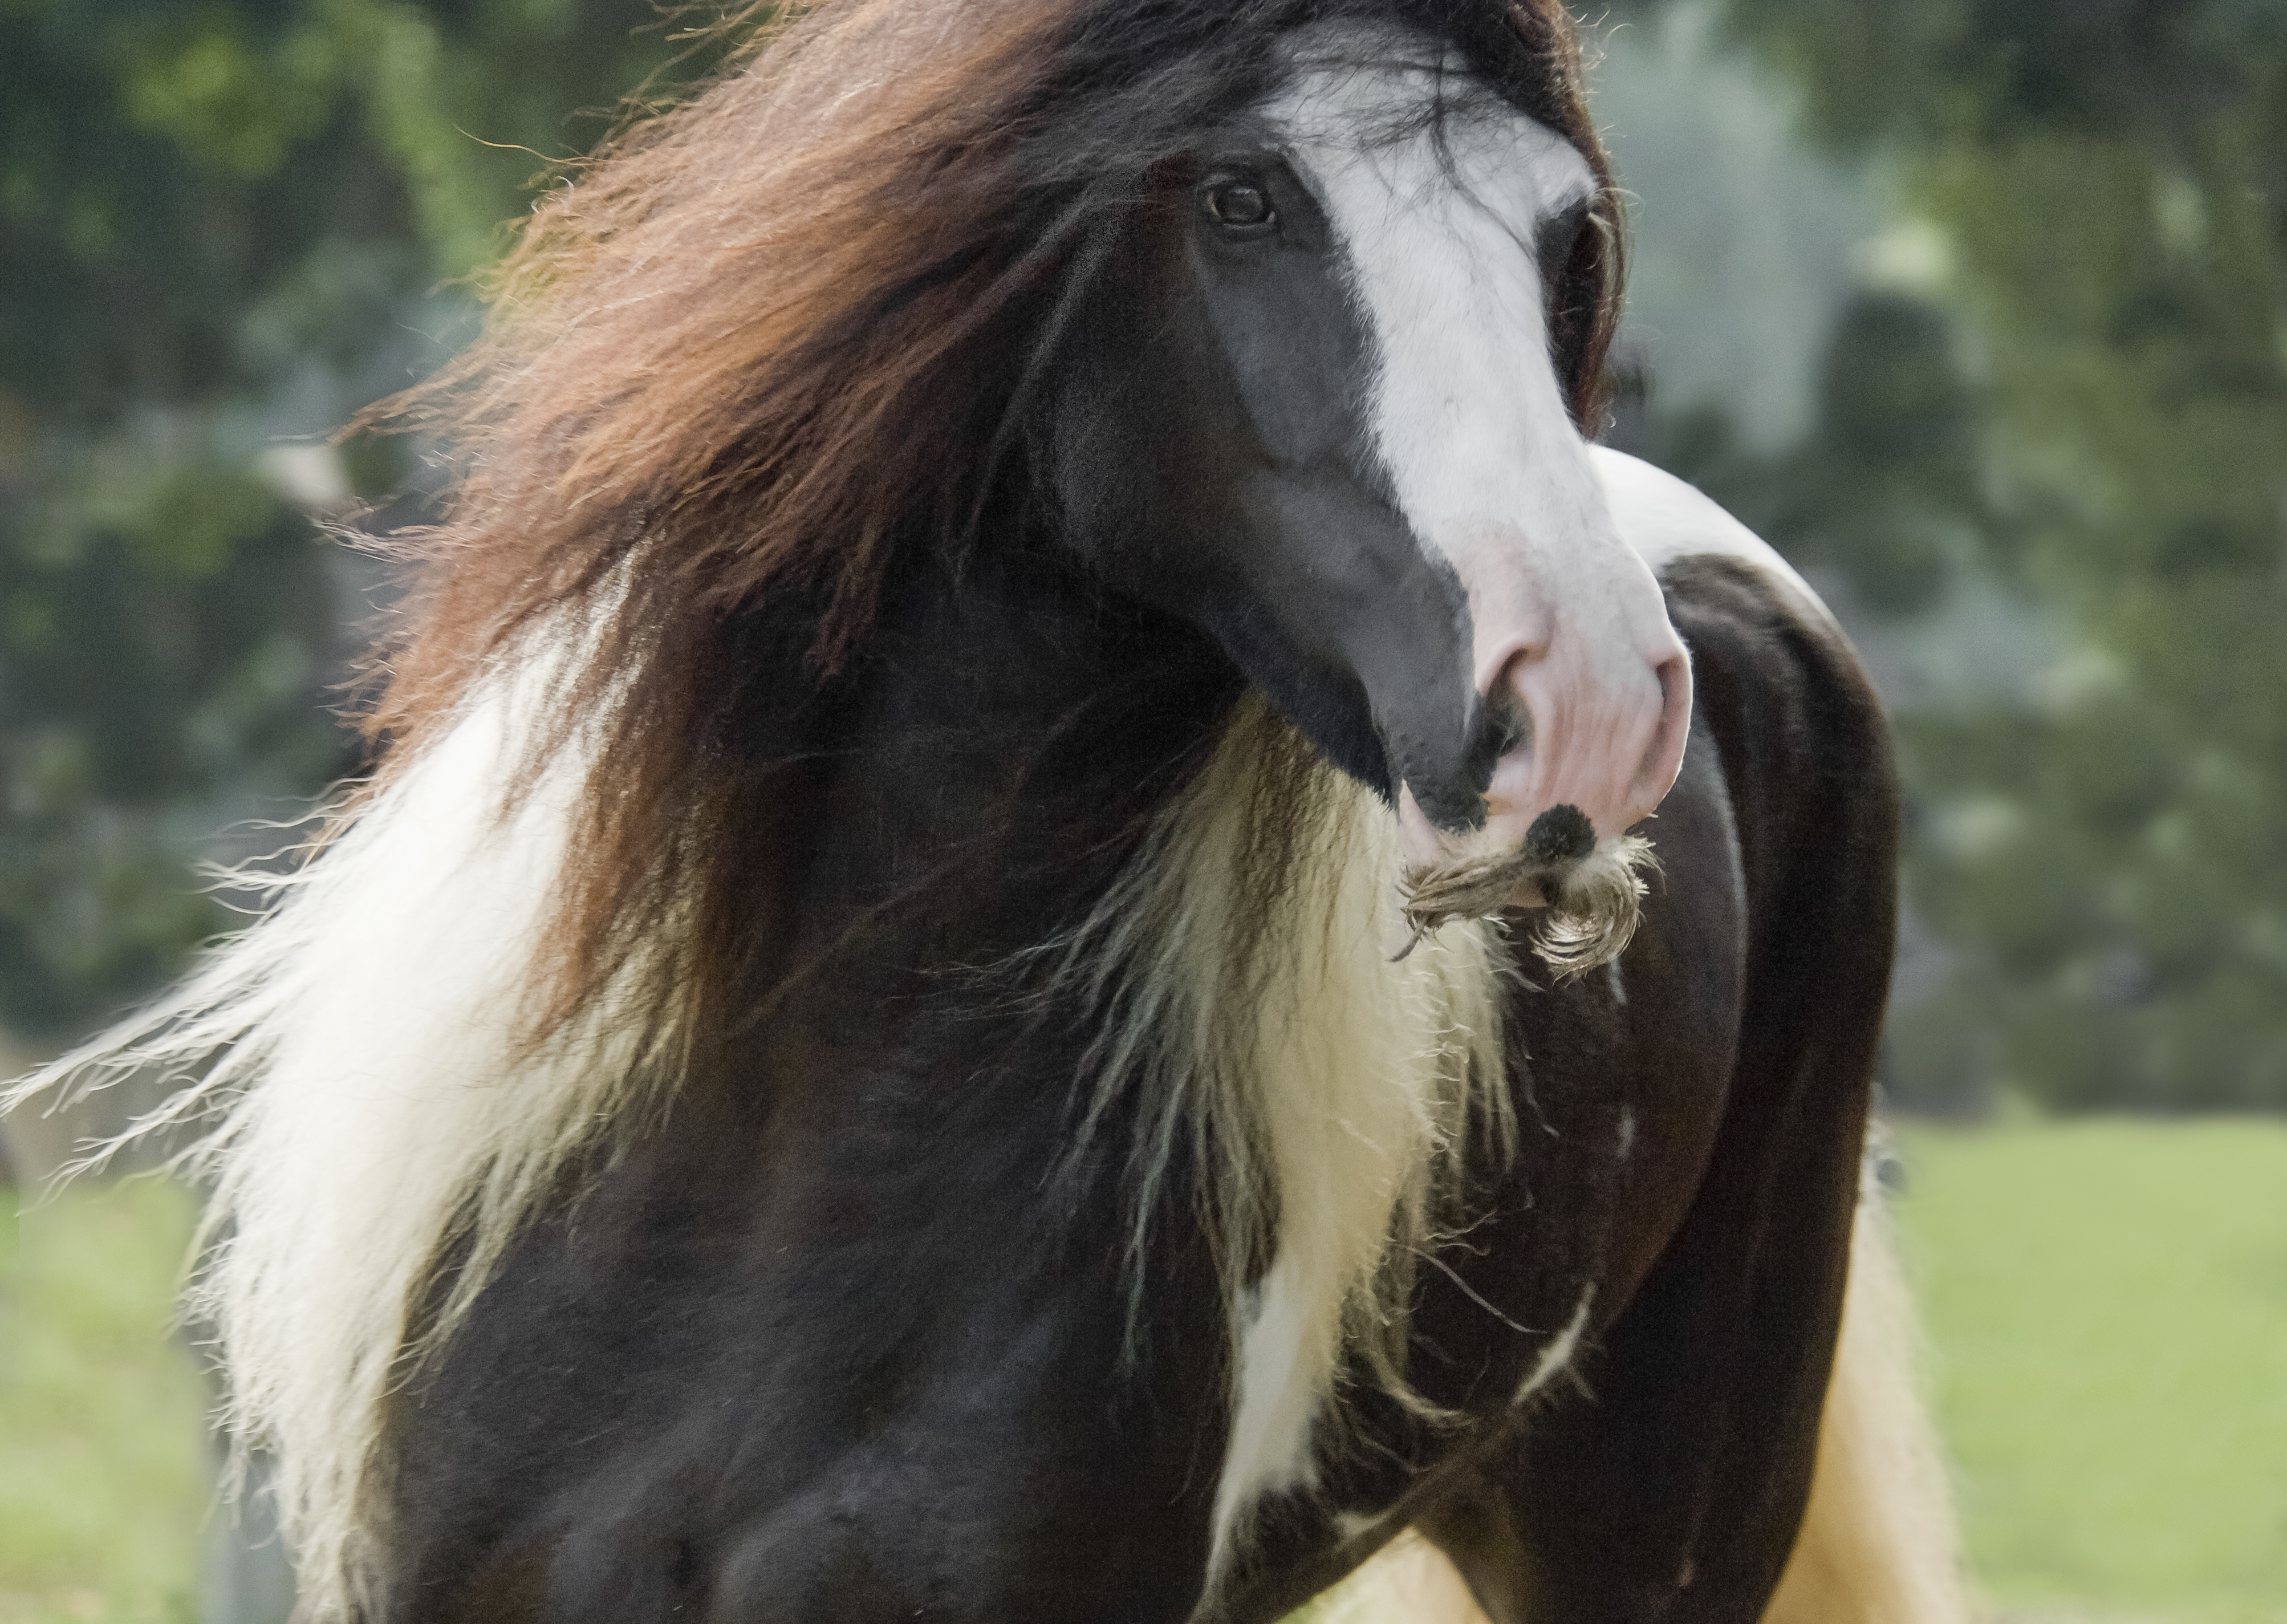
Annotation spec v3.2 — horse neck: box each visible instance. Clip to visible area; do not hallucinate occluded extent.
[746,538,1241,1025]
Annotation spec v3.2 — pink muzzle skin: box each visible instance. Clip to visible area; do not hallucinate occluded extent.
[1396,527,1693,899]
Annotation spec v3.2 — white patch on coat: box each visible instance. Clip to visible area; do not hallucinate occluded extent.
[1616,1105,1637,1163]
[1310,1531,1495,1624]
[1048,697,1509,1580]
[1591,445,1841,632]
[1223,1260,1323,1519]
[1514,1285,1595,1407]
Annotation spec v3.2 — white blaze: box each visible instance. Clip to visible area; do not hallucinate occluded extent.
[1279,63,1616,679]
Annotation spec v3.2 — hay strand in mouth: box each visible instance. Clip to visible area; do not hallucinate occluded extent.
[1400,809,1657,979]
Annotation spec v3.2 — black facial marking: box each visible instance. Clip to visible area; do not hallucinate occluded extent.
[1042,134,1484,811]
[1522,803,1595,866]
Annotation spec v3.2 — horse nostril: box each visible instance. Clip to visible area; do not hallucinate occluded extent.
[1656,653,1689,736]
[1489,685,1533,757]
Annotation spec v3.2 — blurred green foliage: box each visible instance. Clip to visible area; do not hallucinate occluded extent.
[1624,0,2287,1110]
[0,1,729,1036]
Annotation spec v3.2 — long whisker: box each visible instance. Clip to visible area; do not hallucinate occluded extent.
[1400,834,1658,978]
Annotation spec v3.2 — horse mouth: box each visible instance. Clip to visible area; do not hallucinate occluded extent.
[1397,803,1656,977]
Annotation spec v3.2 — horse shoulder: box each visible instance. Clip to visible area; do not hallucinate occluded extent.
[1593,444,1896,917]
[1401,448,1906,1623]
[1591,446,1834,637]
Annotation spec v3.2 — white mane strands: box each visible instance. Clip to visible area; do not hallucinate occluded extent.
[1044,696,1512,1574]
[11,689,1513,1609]
[4,619,685,1618]
[1762,1166,1970,1624]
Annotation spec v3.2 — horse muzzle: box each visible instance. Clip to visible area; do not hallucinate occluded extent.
[1395,519,1692,902]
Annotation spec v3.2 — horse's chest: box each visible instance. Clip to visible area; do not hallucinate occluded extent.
[375,843,1741,1623]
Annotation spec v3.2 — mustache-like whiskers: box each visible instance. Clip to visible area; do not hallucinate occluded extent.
[1398,804,1656,977]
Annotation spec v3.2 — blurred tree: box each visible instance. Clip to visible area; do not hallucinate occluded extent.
[1632,286,1992,618]
[0,1,732,1037]
[1620,0,2287,1109]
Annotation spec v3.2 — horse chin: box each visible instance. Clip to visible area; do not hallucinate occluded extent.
[1394,782,1658,977]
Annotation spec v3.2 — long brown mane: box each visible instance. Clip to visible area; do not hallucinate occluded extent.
[356,0,1624,1048]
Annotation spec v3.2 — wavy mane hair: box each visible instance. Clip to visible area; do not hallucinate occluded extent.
[364,0,1626,1055]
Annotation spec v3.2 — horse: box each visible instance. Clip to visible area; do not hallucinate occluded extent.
[13,1,1966,1619]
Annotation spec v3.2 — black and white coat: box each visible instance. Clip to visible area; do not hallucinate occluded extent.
[15,6,1963,1622]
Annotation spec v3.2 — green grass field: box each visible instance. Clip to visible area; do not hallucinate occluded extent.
[1,1176,205,1624]
[1892,1119,2287,1624]
[3,1119,2282,1621]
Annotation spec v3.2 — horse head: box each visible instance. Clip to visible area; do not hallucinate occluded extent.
[1039,21,1691,918]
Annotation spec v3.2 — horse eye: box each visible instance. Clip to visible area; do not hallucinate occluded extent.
[1202,178,1274,232]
